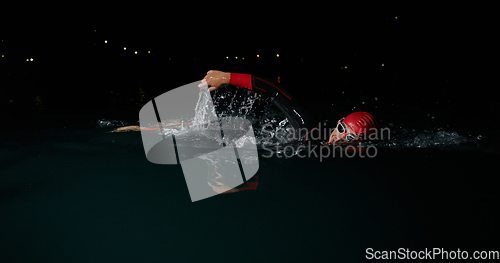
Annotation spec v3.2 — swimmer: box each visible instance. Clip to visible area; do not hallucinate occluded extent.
[199,70,379,145]
[111,70,379,145]
[111,71,378,195]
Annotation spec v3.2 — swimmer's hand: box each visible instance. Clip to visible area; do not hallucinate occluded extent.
[198,70,230,92]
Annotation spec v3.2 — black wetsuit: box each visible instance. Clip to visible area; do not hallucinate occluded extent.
[229,73,323,142]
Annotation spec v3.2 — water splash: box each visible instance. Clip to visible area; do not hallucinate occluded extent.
[192,86,217,128]
[211,86,297,149]
[374,123,479,149]
[100,86,481,154]
[97,119,133,127]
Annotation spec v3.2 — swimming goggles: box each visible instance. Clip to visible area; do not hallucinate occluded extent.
[337,118,358,142]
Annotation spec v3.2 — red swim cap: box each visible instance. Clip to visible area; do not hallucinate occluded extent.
[343,112,378,137]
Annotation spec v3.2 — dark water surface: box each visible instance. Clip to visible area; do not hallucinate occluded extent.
[1,117,498,262]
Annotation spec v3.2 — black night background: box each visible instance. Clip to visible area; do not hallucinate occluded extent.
[1,14,492,132]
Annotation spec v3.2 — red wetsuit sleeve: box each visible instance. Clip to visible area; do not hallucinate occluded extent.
[229,73,253,90]
[230,73,292,98]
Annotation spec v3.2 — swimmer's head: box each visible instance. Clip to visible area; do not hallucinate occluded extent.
[328,111,378,145]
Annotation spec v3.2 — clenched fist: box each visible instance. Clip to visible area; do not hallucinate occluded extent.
[198,70,231,92]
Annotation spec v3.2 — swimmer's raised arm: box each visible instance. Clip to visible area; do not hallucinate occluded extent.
[198,70,257,92]
[199,70,290,98]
